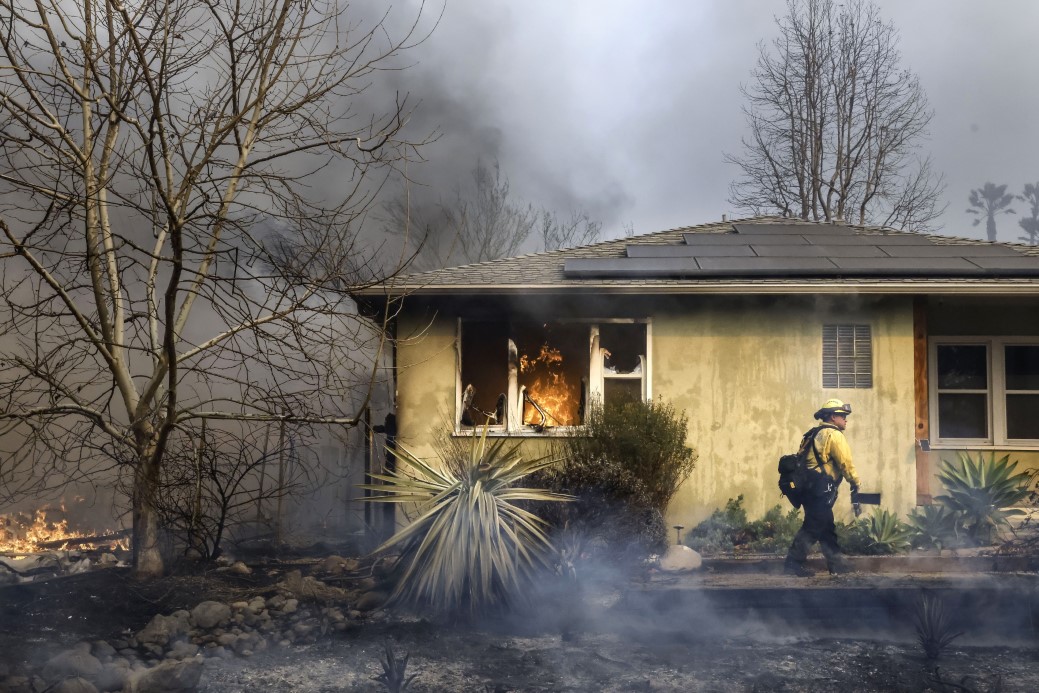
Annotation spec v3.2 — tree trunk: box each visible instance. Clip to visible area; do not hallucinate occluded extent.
[132,457,165,578]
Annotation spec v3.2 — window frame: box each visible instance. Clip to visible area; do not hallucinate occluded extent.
[455,317,652,435]
[929,336,1039,449]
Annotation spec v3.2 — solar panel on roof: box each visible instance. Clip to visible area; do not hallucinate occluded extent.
[803,234,935,246]
[683,233,808,245]
[627,245,755,258]
[732,223,855,235]
[696,257,837,272]
[830,257,980,272]
[752,244,887,258]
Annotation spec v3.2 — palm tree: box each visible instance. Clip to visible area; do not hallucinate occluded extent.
[1017,183,1039,245]
[966,183,1015,242]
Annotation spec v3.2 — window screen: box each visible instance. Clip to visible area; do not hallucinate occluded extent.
[822,325,873,388]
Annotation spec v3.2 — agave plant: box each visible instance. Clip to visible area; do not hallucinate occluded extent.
[360,427,570,616]
[861,508,913,555]
[907,504,961,551]
[934,452,1030,545]
[913,592,963,660]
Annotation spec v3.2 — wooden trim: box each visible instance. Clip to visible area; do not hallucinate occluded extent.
[914,297,931,504]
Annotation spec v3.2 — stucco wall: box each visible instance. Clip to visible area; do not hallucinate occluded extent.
[393,295,919,529]
[654,295,917,529]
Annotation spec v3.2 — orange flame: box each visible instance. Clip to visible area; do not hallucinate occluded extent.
[0,505,128,557]
[520,344,581,426]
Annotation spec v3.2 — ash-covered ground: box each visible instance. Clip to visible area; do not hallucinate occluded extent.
[1,560,1036,692]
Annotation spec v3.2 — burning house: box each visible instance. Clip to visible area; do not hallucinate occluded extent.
[355,217,1039,530]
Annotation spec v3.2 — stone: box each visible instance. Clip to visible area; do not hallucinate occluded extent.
[42,648,103,682]
[137,614,189,647]
[230,601,249,611]
[355,591,388,612]
[280,598,299,614]
[91,641,117,661]
[317,555,360,574]
[227,561,251,575]
[94,661,129,692]
[247,597,266,612]
[165,641,199,660]
[266,594,286,610]
[658,545,703,572]
[122,658,203,692]
[52,677,99,693]
[189,601,231,630]
[0,676,32,693]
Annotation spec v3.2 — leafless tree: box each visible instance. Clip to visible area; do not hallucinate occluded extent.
[726,0,945,231]
[0,0,431,577]
[967,183,1016,242]
[385,158,602,270]
[539,210,602,252]
[1016,183,1038,245]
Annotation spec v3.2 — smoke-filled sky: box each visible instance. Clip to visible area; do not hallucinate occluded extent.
[384,0,1039,243]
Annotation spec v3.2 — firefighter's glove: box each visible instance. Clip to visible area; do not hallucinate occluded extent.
[850,487,862,517]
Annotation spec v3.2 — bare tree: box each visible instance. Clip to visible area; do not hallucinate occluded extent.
[0,0,430,577]
[726,0,945,231]
[967,183,1016,242]
[1017,183,1039,246]
[386,158,602,270]
[539,210,602,252]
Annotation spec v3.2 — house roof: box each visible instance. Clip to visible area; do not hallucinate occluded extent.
[358,216,1039,296]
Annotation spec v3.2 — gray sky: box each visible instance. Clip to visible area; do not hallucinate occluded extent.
[390,0,1039,243]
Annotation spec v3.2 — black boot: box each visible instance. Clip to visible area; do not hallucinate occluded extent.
[783,560,815,577]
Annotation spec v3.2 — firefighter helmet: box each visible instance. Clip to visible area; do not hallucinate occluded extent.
[814,398,852,420]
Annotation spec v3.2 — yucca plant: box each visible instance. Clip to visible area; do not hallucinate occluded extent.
[907,504,961,551]
[862,508,913,555]
[934,452,1030,545]
[360,427,570,616]
[913,592,964,660]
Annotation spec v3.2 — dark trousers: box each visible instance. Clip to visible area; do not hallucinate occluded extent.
[785,492,842,567]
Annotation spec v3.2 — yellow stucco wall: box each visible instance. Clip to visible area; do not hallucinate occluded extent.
[393,295,920,528]
[654,296,916,528]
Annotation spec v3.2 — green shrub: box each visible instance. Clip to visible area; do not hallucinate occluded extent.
[539,396,695,558]
[907,504,961,551]
[684,496,801,555]
[934,452,1030,545]
[837,508,912,555]
[361,428,570,616]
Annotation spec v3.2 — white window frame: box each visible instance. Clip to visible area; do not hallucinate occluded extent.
[456,317,652,435]
[929,336,1039,449]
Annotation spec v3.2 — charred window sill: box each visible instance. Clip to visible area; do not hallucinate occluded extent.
[453,427,589,438]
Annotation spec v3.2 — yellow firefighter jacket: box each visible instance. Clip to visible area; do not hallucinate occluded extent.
[806,424,862,489]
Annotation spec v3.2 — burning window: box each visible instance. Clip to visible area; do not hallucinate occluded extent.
[458,319,649,433]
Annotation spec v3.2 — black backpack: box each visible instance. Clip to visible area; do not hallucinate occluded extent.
[777,425,829,509]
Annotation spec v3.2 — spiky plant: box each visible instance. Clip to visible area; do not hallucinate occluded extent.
[360,427,570,616]
[372,642,418,692]
[935,452,1030,545]
[913,592,964,660]
[862,508,913,555]
[907,504,961,551]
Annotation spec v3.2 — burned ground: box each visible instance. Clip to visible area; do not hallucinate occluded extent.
[1,559,1037,692]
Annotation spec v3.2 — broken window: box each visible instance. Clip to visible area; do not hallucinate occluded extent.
[458,319,649,433]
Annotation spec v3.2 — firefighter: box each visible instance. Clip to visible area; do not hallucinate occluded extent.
[783,399,863,577]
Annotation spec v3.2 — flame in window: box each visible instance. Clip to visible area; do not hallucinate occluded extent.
[520,344,582,426]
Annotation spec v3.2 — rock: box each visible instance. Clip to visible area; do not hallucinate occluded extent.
[189,601,231,629]
[52,677,99,693]
[229,561,252,575]
[266,594,286,610]
[280,598,299,614]
[355,591,389,612]
[247,597,266,613]
[165,641,199,660]
[91,641,117,661]
[122,658,203,693]
[0,676,32,693]
[230,601,249,611]
[94,661,129,692]
[137,613,190,647]
[355,577,378,592]
[316,555,360,574]
[216,633,237,647]
[42,648,103,682]
[658,545,703,572]
[275,570,349,603]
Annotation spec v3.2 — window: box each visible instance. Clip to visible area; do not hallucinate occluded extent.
[931,338,1039,445]
[457,319,650,433]
[822,325,873,388]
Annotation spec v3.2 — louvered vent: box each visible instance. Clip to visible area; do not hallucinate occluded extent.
[822,325,873,388]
